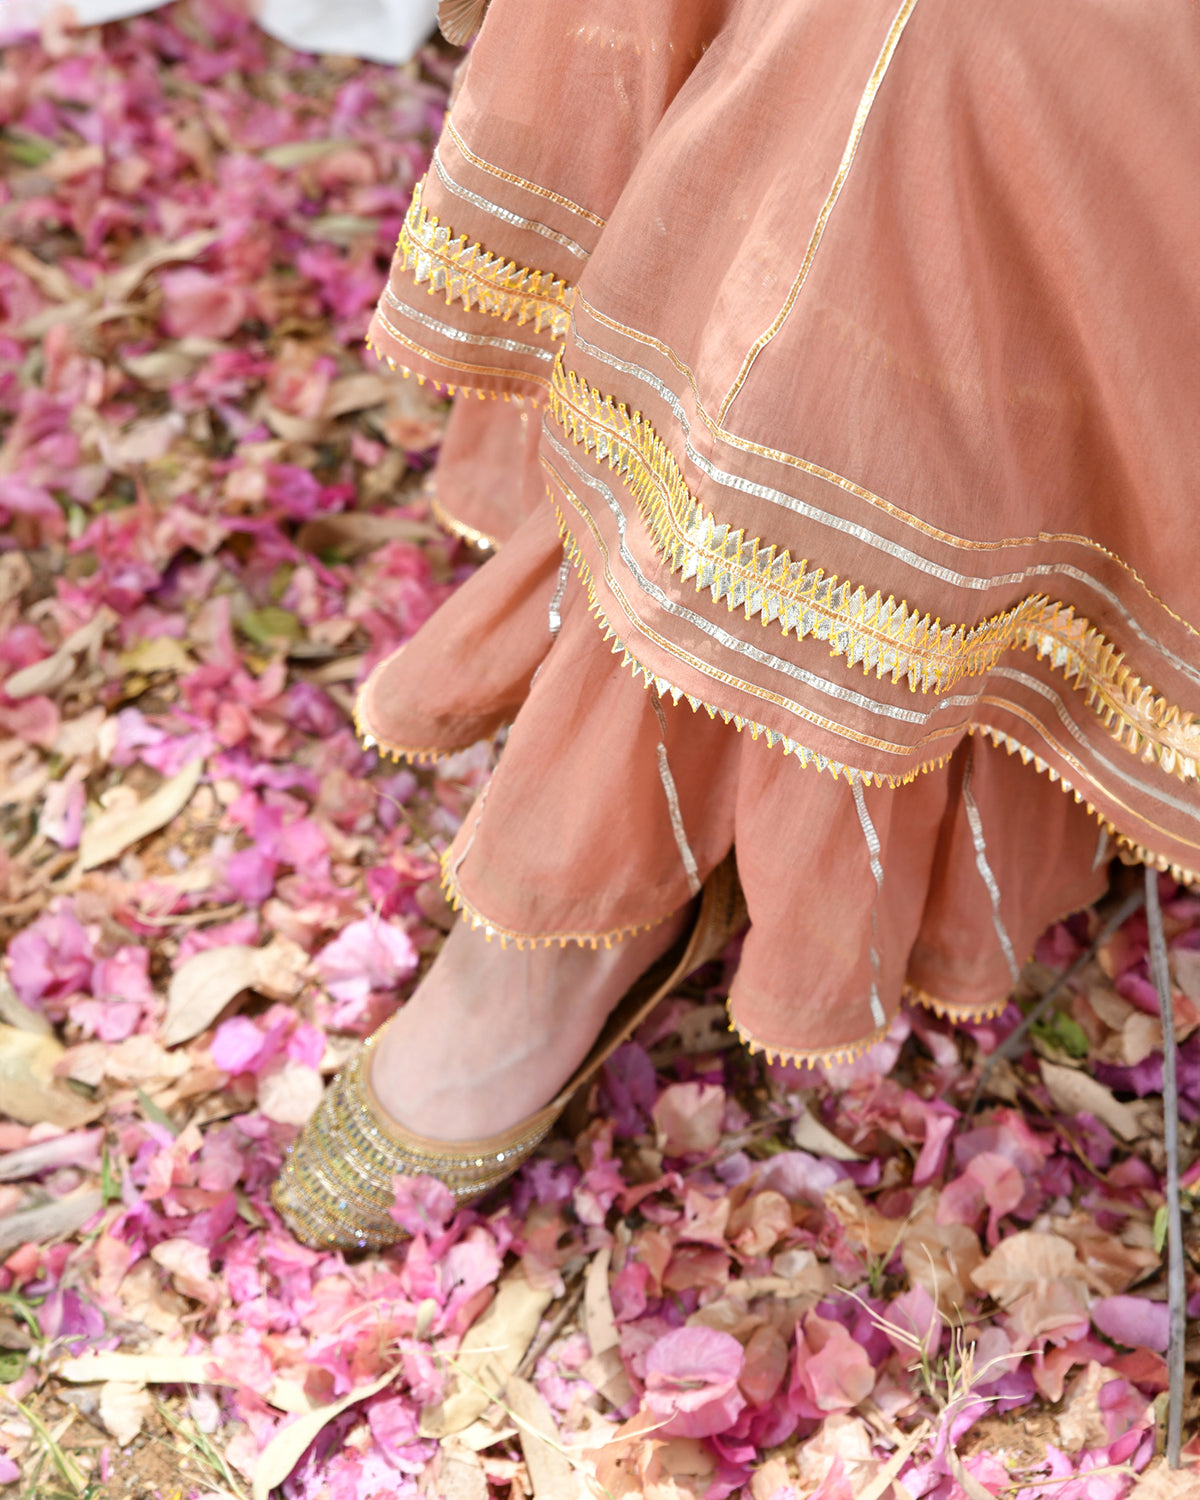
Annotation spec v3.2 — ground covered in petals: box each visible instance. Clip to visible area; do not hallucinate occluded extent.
[0,5,1198,1499]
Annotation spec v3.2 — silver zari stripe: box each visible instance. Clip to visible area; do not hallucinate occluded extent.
[570,327,1200,690]
[548,557,571,638]
[850,778,889,1029]
[383,287,554,361]
[651,692,702,897]
[432,148,592,261]
[961,741,1021,985]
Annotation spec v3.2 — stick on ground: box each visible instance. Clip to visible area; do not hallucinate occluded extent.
[1143,866,1185,1470]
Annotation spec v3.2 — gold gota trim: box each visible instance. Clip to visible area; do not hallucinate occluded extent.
[551,494,1200,890]
[552,499,954,789]
[548,359,1200,786]
[429,490,500,552]
[440,847,668,951]
[395,176,576,341]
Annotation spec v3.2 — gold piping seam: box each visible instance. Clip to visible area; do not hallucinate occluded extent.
[429,490,501,552]
[551,495,1200,888]
[445,118,607,229]
[548,360,1200,785]
[366,322,551,401]
[718,0,920,421]
[440,846,669,951]
[395,176,576,341]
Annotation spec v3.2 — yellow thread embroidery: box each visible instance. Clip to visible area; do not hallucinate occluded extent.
[396,177,576,340]
[726,1001,890,1068]
[547,360,1200,785]
[549,485,1200,886]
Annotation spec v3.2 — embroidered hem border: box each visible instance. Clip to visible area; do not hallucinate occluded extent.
[395,176,575,340]
[549,493,1200,890]
[377,184,1200,790]
[548,360,1200,785]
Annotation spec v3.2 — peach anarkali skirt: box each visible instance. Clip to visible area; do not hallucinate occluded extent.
[356,0,1200,1064]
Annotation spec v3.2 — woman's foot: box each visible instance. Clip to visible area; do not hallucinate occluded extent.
[368,908,690,1141]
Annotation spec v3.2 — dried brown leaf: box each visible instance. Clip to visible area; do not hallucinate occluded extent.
[505,1374,581,1500]
[1039,1060,1141,1141]
[5,609,114,700]
[583,1245,620,1358]
[420,1270,555,1438]
[99,1381,153,1447]
[0,1024,104,1129]
[791,1106,864,1161]
[252,1365,401,1500]
[163,938,309,1047]
[0,1189,103,1255]
[78,758,203,872]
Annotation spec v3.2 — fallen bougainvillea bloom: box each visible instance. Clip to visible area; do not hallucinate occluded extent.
[0,4,1198,1499]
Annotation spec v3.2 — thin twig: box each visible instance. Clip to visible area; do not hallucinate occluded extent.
[967,886,1145,1119]
[515,1267,587,1380]
[1144,867,1184,1470]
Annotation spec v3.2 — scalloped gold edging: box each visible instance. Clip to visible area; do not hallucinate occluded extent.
[395,175,576,340]
[547,359,1200,786]
[550,492,1200,890]
[429,490,500,553]
[439,847,668,951]
[727,999,889,1068]
[354,679,475,765]
[903,984,1010,1023]
[972,723,1200,890]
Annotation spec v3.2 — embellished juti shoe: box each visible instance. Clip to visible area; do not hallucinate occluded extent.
[271,855,744,1251]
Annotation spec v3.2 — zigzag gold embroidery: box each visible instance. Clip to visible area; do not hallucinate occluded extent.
[551,494,1200,888]
[395,176,575,340]
[548,359,1200,786]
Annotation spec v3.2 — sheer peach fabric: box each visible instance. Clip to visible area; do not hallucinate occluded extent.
[358,0,1199,1061]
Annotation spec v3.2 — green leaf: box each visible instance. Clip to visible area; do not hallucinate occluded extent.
[136,1088,179,1138]
[1153,1203,1168,1255]
[238,606,303,649]
[0,1291,43,1341]
[101,1143,122,1204]
[1031,1010,1090,1060]
[3,130,55,167]
[0,1349,27,1383]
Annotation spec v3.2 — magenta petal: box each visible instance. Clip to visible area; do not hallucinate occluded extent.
[210,1015,266,1075]
[644,1326,746,1430]
[1091,1295,1170,1352]
[389,1173,456,1236]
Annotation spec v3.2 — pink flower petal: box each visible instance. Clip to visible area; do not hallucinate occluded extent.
[1091,1295,1170,1352]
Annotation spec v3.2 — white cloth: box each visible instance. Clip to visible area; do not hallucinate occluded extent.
[1,0,439,63]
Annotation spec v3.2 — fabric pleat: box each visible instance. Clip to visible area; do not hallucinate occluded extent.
[357,0,1198,1060]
